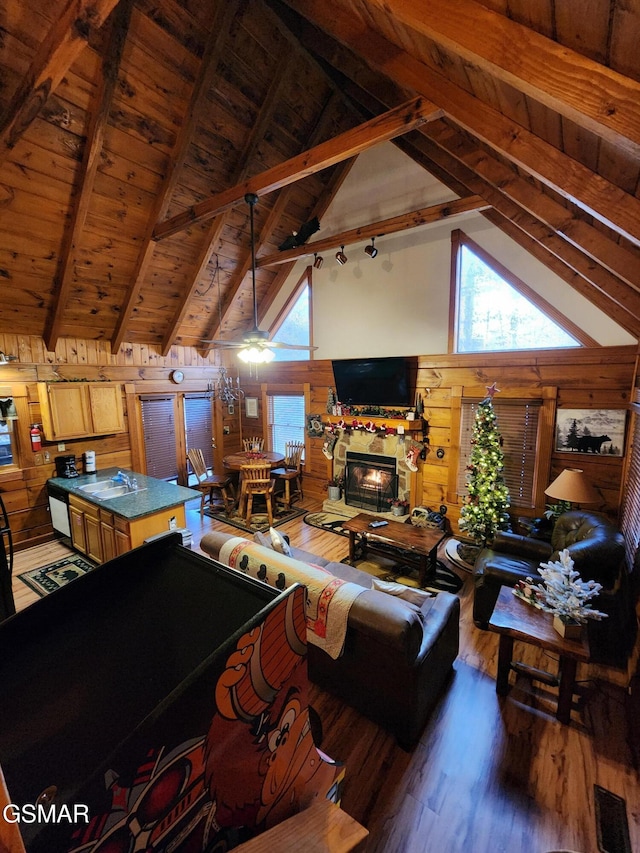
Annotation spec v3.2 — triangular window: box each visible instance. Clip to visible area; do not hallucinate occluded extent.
[271,270,312,362]
[452,230,583,352]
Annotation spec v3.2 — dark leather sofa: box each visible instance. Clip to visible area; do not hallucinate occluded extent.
[473,510,634,664]
[201,529,460,749]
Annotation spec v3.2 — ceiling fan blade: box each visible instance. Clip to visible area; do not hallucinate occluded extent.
[200,339,244,346]
[267,341,318,350]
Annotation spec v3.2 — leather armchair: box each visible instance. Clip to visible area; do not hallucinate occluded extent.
[473,511,634,664]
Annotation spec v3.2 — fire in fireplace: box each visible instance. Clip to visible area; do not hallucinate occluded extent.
[345,451,398,512]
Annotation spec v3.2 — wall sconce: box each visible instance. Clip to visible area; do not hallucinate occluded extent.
[364,237,378,258]
[335,246,347,266]
[0,352,17,365]
[313,253,323,269]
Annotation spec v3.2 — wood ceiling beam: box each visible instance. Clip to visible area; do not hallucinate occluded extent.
[424,120,640,294]
[284,0,640,248]
[327,70,640,333]
[481,210,640,339]
[44,0,134,353]
[152,96,443,241]
[364,0,640,157]
[256,156,356,327]
[110,0,241,355]
[160,48,296,356]
[0,0,121,164]
[405,129,640,329]
[199,94,352,355]
[257,196,488,268]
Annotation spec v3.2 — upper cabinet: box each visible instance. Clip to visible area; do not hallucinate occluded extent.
[37,382,126,440]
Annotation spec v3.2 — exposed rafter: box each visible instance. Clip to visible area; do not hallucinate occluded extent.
[110,0,241,355]
[45,0,134,352]
[0,0,121,163]
[282,0,640,249]
[152,97,443,241]
[364,0,640,156]
[160,47,296,355]
[199,94,350,354]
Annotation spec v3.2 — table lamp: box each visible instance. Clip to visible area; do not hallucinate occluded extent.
[545,467,600,513]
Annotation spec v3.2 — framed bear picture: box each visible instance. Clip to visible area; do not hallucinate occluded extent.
[554,409,626,457]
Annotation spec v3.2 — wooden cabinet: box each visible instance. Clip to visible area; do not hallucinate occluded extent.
[37,382,125,440]
[68,494,186,563]
[70,495,132,563]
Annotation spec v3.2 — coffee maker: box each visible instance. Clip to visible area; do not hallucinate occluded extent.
[55,454,79,478]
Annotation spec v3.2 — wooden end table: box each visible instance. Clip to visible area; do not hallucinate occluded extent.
[341,512,446,587]
[488,585,590,724]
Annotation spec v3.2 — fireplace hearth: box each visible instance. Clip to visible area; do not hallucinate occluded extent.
[345,451,398,512]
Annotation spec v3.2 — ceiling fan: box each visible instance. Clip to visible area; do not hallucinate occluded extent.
[204,193,317,363]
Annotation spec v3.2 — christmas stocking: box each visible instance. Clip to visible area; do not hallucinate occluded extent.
[405,442,421,472]
[322,433,338,459]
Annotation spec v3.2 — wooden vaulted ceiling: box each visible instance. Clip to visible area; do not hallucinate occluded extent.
[1,0,640,356]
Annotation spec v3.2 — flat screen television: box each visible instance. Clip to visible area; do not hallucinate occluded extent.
[331,357,411,407]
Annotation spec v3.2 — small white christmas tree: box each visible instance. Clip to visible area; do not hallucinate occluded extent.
[528,549,607,624]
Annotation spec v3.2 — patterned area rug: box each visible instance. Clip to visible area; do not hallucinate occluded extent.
[304,511,463,594]
[204,504,306,534]
[18,555,95,597]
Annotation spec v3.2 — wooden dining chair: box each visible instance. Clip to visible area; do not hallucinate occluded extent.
[243,437,264,451]
[272,441,304,510]
[239,462,276,526]
[187,448,235,515]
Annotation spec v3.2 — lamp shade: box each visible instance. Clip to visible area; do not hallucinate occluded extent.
[545,468,599,505]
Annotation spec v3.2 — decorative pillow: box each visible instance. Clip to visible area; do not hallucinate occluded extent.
[269,526,292,556]
[253,530,272,549]
[372,578,434,607]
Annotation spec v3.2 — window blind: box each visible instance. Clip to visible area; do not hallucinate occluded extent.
[184,394,213,470]
[621,411,640,575]
[140,396,177,481]
[457,399,541,508]
[267,395,305,455]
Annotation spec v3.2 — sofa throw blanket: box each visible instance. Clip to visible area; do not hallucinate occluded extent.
[218,536,365,659]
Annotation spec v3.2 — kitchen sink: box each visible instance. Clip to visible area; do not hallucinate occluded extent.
[77,480,114,493]
[77,481,146,499]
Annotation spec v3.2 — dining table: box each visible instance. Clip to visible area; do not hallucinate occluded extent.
[222,450,286,517]
[222,450,285,472]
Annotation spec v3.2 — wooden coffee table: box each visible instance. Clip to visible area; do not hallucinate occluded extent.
[341,512,446,587]
[488,585,590,724]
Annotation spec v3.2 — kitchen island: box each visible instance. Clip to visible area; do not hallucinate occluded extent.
[47,468,200,563]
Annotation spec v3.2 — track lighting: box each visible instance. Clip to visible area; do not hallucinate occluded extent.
[336,246,347,265]
[364,237,378,258]
[313,253,323,269]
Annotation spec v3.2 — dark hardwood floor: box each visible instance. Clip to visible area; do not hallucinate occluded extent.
[10,497,640,852]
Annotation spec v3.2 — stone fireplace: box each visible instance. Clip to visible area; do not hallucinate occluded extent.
[323,427,414,517]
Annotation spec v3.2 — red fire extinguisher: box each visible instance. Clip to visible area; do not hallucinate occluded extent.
[30,424,42,452]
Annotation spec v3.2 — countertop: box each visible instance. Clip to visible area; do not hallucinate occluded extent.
[47,468,200,520]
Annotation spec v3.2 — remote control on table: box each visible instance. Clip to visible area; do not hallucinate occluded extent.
[369,520,388,528]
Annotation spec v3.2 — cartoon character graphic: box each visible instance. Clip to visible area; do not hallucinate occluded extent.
[69,586,342,853]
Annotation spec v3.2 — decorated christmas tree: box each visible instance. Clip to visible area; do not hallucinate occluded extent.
[459,383,511,546]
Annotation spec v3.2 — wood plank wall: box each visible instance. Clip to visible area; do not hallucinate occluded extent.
[234,346,638,533]
[0,334,222,549]
[0,334,637,550]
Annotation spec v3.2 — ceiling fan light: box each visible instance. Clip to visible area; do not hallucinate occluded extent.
[238,345,275,364]
[336,246,347,265]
